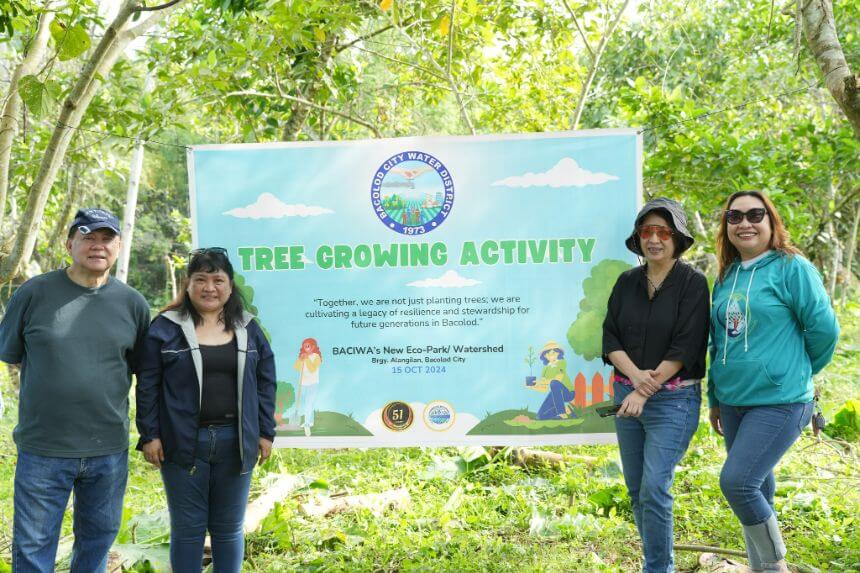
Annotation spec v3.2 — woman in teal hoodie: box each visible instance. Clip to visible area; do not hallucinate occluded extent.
[709,190,839,573]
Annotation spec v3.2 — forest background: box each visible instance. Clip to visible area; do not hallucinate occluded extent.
[0,0,857,571]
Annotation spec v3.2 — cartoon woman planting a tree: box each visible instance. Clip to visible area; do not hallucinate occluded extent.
[527,341,576,420]
[291,338,322,436]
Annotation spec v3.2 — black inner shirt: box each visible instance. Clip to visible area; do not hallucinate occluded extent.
[199,338,239,426]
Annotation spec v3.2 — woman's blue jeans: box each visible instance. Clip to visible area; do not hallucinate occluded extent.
[161,425,252,573]
[537,380,576,420]
[718,402,813,569]
[614,381,701,573]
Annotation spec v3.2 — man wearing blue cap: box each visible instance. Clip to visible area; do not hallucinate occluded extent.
[0,208,150,572]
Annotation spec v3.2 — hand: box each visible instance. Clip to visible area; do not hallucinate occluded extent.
[258,437,273,466]
[142,439,164,468]
[529,378,549,392]
[630,369,660,397]
[709,407,723,436]
[617,391,647,418]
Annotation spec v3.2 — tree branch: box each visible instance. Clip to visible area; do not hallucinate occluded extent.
[0,10,54,231]
[0,0,185,283]
[800,0,860,137]
[335,22,399,54]
[570,0,632,130]
[226,90,381,138]
[561,0,594,59]
[135,0,182,12]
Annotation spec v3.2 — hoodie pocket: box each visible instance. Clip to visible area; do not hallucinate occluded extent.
[709,358,781,404]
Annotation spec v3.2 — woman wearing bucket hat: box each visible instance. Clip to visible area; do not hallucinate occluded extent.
[707,191,838,572]
[602,197,710,573]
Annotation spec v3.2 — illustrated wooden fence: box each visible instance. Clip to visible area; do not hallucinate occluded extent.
[573,372,613,407]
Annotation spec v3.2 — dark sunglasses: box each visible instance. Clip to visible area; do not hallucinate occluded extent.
[189,247,228,260]
[725,208,767,225]
[637,225,673,240]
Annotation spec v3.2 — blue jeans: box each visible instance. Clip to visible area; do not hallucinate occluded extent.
[537,380,576,420]
[719,402,812,525]
[161,425,252,573]
[614,382,701,573]
[13,449,128,573]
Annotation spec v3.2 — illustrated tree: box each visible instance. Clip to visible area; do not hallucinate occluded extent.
[567,259,632,361]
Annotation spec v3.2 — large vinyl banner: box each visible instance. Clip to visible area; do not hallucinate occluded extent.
[188,130,641,447]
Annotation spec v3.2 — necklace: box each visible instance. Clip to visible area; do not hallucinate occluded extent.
[645,260,677,298]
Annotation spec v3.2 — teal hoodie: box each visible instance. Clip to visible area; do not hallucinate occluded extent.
[708,251,839,407]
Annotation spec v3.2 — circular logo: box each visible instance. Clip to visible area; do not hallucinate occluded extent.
[381,401,414,432]
[423,401,455,432]
[370,151,454,235]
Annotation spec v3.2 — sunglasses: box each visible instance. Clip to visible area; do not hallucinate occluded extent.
[637,225,674,240]
[725,208,767,225]
[189,247,228,260]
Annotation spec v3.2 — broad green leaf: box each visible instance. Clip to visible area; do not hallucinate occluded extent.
[207,50,217,67]
[49,21,91,61]
[18,75,54,117]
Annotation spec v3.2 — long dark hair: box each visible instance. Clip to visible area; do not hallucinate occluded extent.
[162,248,247,330]
[715,190,801,282]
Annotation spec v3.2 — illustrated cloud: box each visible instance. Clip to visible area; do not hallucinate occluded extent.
[364,402,480,438]
[223,192,334,219]
[491,157,619,188]
[407,270,481,289]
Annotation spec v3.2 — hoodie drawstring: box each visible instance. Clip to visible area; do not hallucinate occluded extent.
[722,265,741,365]
[744,266,757,353]
[722,263,758,364]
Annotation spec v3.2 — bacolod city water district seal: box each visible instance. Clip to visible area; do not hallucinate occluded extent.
[370,151,454,235]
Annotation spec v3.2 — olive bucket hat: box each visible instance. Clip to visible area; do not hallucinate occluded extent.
[624,197,694,256]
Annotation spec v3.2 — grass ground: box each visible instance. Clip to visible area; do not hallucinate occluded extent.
[0,304,857,572]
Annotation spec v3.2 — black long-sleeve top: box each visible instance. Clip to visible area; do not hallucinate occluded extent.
[602,261,710,381]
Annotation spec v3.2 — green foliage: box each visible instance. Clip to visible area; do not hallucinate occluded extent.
[826,399,860,442]
[587,484,630,517]
[49,20,91,61]
[567,259,632,361]
[18,74,61,117]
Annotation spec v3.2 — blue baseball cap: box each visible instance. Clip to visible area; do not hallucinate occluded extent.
[69,208,121,236]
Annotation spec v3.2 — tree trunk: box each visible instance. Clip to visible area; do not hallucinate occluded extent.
[801,0,860,137]
[43,164,82,267]
[281,35,337,142]
[0,10,54,230]
[0,1,184,284]
[570,0,632,130]
[841,203,860,307]
[164,253,177,300]
[116,140,145,283]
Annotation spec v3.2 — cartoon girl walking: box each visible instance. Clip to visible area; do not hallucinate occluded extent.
[291,338,322,436]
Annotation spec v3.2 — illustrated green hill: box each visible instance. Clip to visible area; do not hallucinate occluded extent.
[276,411,373,437]
[467,403,616,435]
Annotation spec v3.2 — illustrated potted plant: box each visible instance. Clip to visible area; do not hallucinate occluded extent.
[524,345,537,386]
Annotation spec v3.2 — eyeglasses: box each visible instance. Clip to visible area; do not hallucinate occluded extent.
[725,208,767,225]
[189,247,228,260]
[637,225,674,240]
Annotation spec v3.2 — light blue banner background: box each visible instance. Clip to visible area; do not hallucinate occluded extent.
[190,130,641,447]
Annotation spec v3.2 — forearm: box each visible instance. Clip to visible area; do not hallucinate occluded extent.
[651,360,683,384]
[606,350,638,378]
